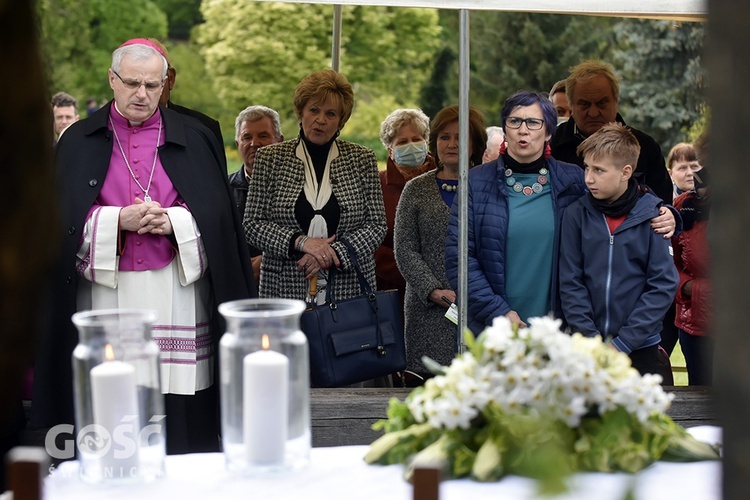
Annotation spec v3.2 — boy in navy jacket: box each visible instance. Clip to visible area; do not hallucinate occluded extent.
[559,123,679,375]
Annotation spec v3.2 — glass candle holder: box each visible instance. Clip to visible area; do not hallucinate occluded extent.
[218,299,310,475]
[71,309,165,484]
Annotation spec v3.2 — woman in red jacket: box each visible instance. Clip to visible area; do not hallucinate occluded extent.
[673,162,712,385]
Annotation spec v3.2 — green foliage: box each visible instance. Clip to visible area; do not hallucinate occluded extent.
[36,2,707,160]
[424,11,616,125]
[38,0,167,104]
[197,2,441,141]
[152,0,203,40]
[613,20,706,153]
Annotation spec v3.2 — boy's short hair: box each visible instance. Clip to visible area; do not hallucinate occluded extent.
[576,122,640,169]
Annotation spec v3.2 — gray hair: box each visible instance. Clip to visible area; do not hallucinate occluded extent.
[486,126,504,142]
[379,108,430,148]
[234,105,283,142]
[111,44,168,78]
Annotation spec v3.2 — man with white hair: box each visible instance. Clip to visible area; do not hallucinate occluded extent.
[229,105,284,282]
[482,125,505,163]
[33,38,255,454]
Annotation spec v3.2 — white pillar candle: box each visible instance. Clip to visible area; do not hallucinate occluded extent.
[243,335,289,465]
[90,345,140,478]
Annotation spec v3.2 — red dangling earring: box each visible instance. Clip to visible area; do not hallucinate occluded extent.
[498,141,507,156]
[544,141,552,159]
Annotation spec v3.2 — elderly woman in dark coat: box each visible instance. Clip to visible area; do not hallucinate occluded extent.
[244,69,386,304]
[394,105,487,378]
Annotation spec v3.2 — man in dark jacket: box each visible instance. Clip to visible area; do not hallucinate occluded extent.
[228,105,284,282]
[551,60,673,205]
[32,39,255,456]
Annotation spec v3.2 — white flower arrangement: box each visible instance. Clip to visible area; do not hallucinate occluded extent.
[365,316,719,492]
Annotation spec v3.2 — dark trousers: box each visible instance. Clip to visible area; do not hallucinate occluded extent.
[659,302,679,355]
[629,344,659,376]
[164,384,220,455]
[678,329,714,386]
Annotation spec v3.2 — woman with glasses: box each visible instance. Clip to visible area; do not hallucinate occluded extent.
[446,91,586,331]
[394,105,486,380]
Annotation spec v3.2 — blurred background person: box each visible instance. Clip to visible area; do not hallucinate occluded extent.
[394,105,486,379]
[245,69,386,306]
[447,91,585,332]
[661,141,702,355]
[85,96,99,117]
[549,79,571,124]
[0,0,57,489]
[482,125,505,163]
[375,108,436,313]
[51,91,79,143]
[667,142,702,200]
[673,134,713,385]
[229,105,284,283]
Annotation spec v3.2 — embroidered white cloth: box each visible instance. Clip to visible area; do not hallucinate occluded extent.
[76,206,212,395]
[45,426,721,500]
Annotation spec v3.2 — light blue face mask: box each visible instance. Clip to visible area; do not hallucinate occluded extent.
[557,116,569,126]
[392,141,428,167]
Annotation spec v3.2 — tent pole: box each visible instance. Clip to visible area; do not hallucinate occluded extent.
[331,5,343,71]
[457,9,470,353]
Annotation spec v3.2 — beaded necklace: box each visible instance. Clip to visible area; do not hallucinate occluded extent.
[504,166,549,196]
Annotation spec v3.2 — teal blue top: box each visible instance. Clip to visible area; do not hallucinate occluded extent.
[505,172,554,322]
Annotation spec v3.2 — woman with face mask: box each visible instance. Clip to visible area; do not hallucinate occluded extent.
[375,109,436,320]
[393,105,487,381]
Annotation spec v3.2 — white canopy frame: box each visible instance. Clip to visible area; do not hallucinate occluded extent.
[252,0,707,349]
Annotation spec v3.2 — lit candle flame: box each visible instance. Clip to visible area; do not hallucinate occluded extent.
[261,334,270,351]
[104,344,115,361]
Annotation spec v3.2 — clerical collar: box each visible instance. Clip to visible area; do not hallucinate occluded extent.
[112,102,158,127]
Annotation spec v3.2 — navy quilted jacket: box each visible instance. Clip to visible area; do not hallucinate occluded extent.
[446,156,585,334]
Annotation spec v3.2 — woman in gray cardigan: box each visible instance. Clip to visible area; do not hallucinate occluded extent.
[394,105,486,378]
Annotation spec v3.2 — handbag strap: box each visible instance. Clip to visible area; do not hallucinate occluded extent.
[326,240,387,357]
[326,240,372,304]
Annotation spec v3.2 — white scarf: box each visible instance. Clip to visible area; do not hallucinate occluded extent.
[296,138,339,303]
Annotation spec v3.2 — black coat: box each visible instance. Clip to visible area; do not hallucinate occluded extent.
[550,114,673,205]
[31,103,256,428]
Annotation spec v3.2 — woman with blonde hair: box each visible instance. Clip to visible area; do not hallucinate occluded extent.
[244,69,386,305]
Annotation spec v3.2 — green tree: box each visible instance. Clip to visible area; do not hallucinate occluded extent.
[613,19,706,152]
[152,0,203,40]
[196,1,441,141]
[37,0,168,103]
[421,11,616,124]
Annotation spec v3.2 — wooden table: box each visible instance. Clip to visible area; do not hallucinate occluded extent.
[310,386,718,447]
[21,386,717,450]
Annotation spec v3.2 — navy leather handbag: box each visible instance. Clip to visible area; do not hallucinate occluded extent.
[300,241,406,387]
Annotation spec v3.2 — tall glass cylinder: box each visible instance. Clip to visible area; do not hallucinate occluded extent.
[218,299,310,475]
[71,309,165,484]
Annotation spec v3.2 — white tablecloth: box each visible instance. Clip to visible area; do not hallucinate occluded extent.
[45,426,722,500]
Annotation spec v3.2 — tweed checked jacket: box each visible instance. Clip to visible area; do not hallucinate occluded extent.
[244,137,387,301]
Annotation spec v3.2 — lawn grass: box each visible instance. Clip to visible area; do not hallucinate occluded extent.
[670,342,688,386]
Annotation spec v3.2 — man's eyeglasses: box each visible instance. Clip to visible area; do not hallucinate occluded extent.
[505,117,545,131]
[112,70,164,93]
